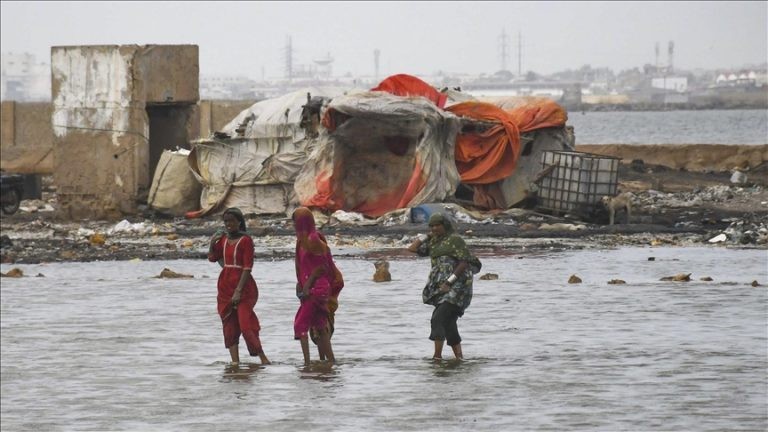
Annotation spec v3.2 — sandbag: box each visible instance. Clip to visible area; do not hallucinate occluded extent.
[148,149,201,217]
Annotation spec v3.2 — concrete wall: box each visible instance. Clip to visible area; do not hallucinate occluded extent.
[51,44,199,220]
[0,101,54,173]
[197,99,256,138]
[0,98,253,178]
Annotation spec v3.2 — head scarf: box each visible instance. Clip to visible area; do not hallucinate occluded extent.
[428,213,455,235]
[223,207,247,234]
[292,207,328,255]
[427,212,471,261]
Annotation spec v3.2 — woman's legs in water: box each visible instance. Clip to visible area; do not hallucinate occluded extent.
[228,345,240,364]
[433,339,444,359]
[317,327,335,364]
[300,336,311,366]
[430,303,463,360]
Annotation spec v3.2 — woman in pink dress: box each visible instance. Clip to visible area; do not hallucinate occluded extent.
[292,207,339,366]
[208,207,270,365]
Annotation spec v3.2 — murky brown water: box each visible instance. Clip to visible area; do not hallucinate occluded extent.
[1,246,766,431]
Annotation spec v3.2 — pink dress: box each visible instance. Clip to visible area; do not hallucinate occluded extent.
[293,231,333,339]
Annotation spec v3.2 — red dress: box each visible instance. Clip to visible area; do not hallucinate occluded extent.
[208,235,264,355]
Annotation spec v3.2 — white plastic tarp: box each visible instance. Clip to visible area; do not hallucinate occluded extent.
[220,87,353,144]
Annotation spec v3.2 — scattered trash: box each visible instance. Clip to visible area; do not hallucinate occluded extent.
[607,279,626,284]
[59,250,77,260]
[156,268,194,279]
[1,268,23,277]
[540,223,586,231]
[647,257,656,261]
[109,219,152,235]
[479,273,499,280]
[36,273,45,277]
[708,233,727,243]
[332,210,370,225]
[730,170,747,185]
[89,233,106,246]
[166,234,179,241]
[372,259,391,282]
[660,273,691,282]
[568,274,582,284]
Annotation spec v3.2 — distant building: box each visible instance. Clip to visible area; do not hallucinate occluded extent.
[200,75,258,99]
[713,70,763,88]
[1,52,50,101]
[651,76,688,92]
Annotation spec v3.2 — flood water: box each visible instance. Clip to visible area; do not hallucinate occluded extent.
[566,109,767,145]
[1,246,766,431]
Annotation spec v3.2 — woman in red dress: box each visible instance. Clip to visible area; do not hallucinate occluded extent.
[208,207,270,365]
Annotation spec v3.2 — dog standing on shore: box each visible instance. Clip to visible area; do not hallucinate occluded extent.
[601,192,633,225]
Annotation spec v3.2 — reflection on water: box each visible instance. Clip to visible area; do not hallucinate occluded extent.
[220,362,265,383]
[1,246,766,431]
[299,361,340,382]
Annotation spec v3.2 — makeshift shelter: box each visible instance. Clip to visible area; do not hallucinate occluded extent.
[187,87,350,217]
[447,97,573,209]
[294,92,461,217]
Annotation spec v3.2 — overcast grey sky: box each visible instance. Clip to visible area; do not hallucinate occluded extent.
[1,1,766,79]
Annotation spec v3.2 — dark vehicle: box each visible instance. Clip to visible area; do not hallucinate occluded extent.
[1,172,25,215]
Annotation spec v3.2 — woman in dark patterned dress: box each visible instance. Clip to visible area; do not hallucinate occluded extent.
[407,212,474,361]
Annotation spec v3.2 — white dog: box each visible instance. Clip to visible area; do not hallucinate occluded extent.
[601,192,633,225]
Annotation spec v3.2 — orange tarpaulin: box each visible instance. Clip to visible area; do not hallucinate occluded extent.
[446,99,568,186]
[507,98,568,133]
[371,74,448,108]
[446,102,521,185]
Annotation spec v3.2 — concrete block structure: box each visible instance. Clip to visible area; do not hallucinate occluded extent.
[51,45,199,219]
[0,101,54,173]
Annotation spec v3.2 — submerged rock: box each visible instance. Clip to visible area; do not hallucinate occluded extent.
[568,274,582,284]
[1,268,24,277]
[660,273,691,282]
[156,268,194,279]
[373,259,391,282]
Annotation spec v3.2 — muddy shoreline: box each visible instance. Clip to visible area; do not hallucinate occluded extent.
[2,163,767,266]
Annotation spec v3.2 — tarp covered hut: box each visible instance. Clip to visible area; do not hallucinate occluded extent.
[187,74,574,218]
[448,96,574,209]
[294,91,461,217]
[186,87,350,216]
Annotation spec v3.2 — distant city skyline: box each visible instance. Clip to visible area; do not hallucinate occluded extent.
[1,1,766,80]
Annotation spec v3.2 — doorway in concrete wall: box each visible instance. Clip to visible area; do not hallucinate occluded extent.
[146,104,192,179]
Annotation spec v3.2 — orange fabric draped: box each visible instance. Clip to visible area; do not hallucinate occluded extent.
[507,99,568,133]
[446,101,521,185]
[371,74,448,108]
